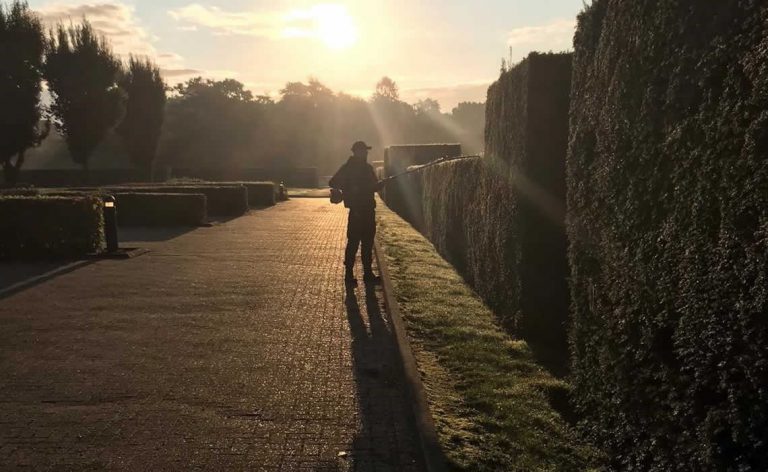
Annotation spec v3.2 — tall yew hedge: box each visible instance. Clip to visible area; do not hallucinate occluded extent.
[568,1,768,469]
[421,53,572,373]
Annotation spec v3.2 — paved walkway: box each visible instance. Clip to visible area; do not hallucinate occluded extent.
[0,199,423,471]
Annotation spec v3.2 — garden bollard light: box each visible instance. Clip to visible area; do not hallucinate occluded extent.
[103,195,119,253]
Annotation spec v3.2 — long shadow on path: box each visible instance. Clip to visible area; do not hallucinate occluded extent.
[340,282,424,472]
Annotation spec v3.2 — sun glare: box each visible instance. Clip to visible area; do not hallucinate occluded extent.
[309,4,359,50]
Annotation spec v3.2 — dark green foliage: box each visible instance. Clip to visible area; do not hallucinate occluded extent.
[160,78,259,170]
[116,57,166,180]
[421,158,520,329]
[568,1,768,469]
[114,193,206,227]
[156,75,484,177]
[43,20,124,172]
[111,185,247,217]
[0,1,47,185]
[0,195,103,258]
[416,53,572,373]
[486,52,572,373]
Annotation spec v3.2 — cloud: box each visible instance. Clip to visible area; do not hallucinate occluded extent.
[38,2,157,57]
[168,3,357,47]
[37,2,199,82]
[168,4,283,37]
[506,18,575,62]
[161,68,202,78]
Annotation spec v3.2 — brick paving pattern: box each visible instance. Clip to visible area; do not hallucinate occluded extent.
[0,199,423,471]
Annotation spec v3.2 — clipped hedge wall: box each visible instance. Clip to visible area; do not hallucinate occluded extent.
[421,157,521,327]
[383,144,462,229]
[415,53,572,372]
[114,193,207,227]
[485,52,572,370]
[112,185,248,217]
[568,1,768,469]
[0,195,104,259]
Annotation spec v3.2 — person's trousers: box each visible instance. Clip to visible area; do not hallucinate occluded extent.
[345,209,376,271]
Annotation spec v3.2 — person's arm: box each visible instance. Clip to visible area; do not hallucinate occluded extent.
[367,165,385,192]
[329,164,346,189]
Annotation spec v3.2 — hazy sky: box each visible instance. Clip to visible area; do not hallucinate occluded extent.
[27,0,584,110]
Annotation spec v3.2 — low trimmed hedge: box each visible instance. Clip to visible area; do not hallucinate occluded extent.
[111,185,248,217]
[114,193,207,227]
[0,195,104,259]
[158,180,276,207]
[568,1,768,469]
[241,182,276,207]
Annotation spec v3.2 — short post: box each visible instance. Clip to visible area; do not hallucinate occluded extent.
[103,195,119,253]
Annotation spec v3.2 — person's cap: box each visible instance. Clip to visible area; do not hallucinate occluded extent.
[352,141,372,152]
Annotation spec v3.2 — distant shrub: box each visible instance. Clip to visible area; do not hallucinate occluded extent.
[114,192,206,226]
[568,1,768,469]
[146,180,275,207]
[0,195,104,258]
[231,182,275,207]
[168,167,319,188]
[112,185,247,217]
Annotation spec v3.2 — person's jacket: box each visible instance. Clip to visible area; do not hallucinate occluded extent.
[329,156,378,211]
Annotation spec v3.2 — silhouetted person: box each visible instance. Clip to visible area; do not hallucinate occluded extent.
[330,141,384,286]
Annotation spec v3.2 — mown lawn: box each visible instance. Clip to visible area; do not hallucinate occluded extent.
[375,200,602,471]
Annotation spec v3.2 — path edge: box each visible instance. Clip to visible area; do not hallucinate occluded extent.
[374,239,448,472]
[0,260,94,300]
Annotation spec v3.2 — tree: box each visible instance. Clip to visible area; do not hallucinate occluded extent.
[415,98,441,115]
[0,1,47,185]
[160,77,262,169]
[116,56,166,180]
[43,20,124,177]
[373,76,399,101]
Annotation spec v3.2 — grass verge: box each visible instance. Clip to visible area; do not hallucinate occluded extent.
[288,188,329,198]
[376,199,602,471]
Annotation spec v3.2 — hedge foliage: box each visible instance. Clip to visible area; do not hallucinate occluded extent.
[205,181,275,207]
[114,192,206,227]
[241,182,276,207]
[0,195,104,258]
[421,157,521,329]
[150,180,275,207]
[568,1,768,469]
[112,185,248,216]
[383,144,461,229]
[416,54,572,372]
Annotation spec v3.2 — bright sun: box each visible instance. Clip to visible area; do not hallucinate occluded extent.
[312,4,358,50]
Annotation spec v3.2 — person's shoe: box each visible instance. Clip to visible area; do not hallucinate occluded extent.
[345,269,357,287]
[363,270,381,284]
